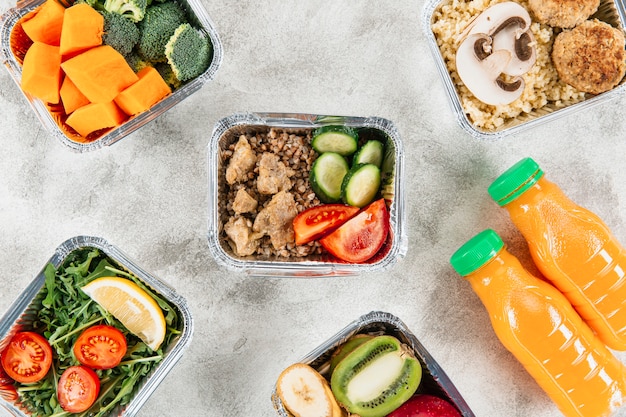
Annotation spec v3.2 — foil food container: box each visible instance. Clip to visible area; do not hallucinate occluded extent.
[206,112,408,278]
[0,236,193,416]
[0,0,223,152]
[422,0,626,139]
[271,311,475,417]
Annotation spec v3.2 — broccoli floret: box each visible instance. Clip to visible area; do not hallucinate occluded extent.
[137,2,187,62]
[154,62,182,90]
[125,50,153,72]
[101,11,140,56]
[103,0,147,22]
[74,0,105,10]
[164,23,211,82]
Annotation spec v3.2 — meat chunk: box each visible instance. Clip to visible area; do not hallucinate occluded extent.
[224,216,262,256]
[226,136,257,185]
[253,190,298,249]
[528,0,599,28]
[552,20,626,95]
[257,152,294,195]
[233,188,258,214]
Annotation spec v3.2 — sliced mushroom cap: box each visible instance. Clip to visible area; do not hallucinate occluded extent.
[458,1,537,77]
[456,33,525,105]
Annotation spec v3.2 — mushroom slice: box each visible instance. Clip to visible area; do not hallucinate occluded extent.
[456,33,525,105]
[458,1,536,77]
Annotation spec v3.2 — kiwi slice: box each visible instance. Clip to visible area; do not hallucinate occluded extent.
[330,335,422,417]
[329,334,374,375]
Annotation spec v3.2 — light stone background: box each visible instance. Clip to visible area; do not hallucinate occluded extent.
[2,1,626,416]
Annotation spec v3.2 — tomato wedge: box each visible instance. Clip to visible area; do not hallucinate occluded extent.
[293,204,360,245]
[73,324,127,370]
[319,198,390,263]
[58,365,100,413]
[0,331,52,383]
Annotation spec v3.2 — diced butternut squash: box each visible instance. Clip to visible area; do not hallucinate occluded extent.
[61,45,138,103]
[20,0,65,46]
[60,76,90,114]
[59,3,104,56]
[21,42,62,104]
[115,67,172,115]
[65,101,127,137]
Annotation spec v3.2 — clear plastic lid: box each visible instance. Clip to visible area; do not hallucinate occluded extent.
[488,157,545,206]
[450,229,504,276]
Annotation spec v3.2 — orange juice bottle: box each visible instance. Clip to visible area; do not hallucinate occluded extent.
[489,157,626,351]
[450,229,626,417]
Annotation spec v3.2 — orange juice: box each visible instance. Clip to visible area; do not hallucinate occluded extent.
[451,229,626,417]
[489,157,626,350]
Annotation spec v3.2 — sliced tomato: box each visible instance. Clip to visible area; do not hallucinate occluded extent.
[0,331,52,383]
[293,204,360,245]
[73,324,127,370]
[58,365,100,413]
[319,198,390,263]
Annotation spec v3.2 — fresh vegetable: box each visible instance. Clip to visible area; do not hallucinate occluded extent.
[8,248,180,417]
[311,125,359,156]
[386,394,462,417]
[330,335,422,417]
[340,163,381,208]
[101,10,140,56]
[59,76,90,115]
[20,42,62,104]
[293,204,360,245]
[20,0,65,46]
[0,332,53,384]
[352,139,384,167]
[59,3,104,56]
[136,1,187,62]
[103,0,147,22]
[276,363,341,417]
[114,66,171,115]
[57,365,100,413]
[65,100,128,137]
[164,23,212,82]
[61,45,138,103]
[320,198,389,263]
[310,152,349,203]
[73,325,127,370]
[81,276,167,351]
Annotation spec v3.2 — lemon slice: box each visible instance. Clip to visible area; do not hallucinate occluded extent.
[81,277,166,351]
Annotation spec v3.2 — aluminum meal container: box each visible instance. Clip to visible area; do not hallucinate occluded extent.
[207,112,407,278]
[422,0,626,140]
[0,0,223,152]
[271,311,475,417]
[0,236,193,417]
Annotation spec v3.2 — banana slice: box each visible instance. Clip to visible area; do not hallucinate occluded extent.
[277,363,340,417]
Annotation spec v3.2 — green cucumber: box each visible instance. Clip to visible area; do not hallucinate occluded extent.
[341,163,381,208]
[311,126,358,156]
[353,140,384,167]
[310,152,349,203]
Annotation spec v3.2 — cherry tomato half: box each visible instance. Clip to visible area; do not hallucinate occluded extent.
[293,204,360,245]
[58,365,100,413]
[0,331,52,383]
[319,198,390,263]
[73,325,127,370]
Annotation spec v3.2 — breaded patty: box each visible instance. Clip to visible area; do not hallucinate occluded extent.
[552,19,626,95]
[529,0,600,28]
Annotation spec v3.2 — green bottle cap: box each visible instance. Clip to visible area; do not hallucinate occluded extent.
[450,229,504,276]
[488,157,544,206]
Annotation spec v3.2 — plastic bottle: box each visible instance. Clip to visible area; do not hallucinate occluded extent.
[488,157,626,351]
[450,229,626,417]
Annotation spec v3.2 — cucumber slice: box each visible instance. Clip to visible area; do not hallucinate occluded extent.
[341,163,381,208]
[311,126,358,156]
[310,152,349,203]
[352,140,384,167]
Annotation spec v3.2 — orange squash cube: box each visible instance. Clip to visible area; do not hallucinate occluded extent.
[65,101,127,137]
[115,67,172,115]
[21,0,66,46]
[59,3,104,56]
[21,42,62,104]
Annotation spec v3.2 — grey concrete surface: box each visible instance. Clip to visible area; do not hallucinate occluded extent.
[2,1,626,416]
